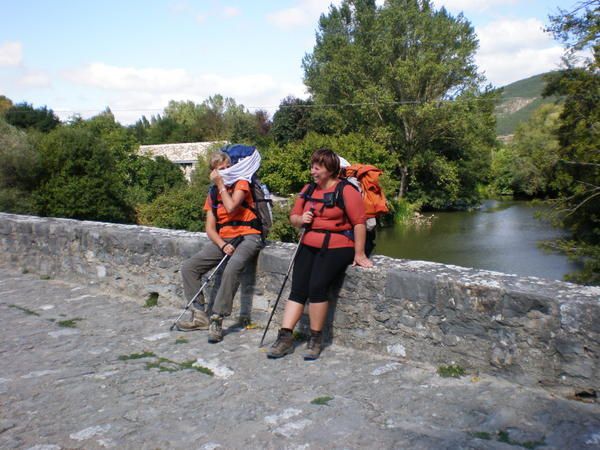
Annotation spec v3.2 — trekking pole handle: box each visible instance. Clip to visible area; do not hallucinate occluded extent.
[302,207,315,229]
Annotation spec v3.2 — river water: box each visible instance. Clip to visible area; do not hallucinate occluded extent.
[374,199,580,281]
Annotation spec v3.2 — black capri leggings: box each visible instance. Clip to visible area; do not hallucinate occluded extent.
[289,244,355,304]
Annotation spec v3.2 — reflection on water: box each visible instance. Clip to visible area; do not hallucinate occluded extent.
[375,200,580,281]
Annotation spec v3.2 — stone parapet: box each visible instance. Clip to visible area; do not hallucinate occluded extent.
[0,213,598,397]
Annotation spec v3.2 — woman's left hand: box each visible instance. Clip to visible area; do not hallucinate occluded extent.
[353,253,373,268]
[210,169,223,184]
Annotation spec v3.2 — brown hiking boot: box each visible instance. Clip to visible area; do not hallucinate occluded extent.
[303,331,323,360]
[267,329,294,359]
[176,307,209,331]
[208,314,224,343]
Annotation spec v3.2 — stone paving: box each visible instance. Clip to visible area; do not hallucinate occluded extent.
[1,266,599,450]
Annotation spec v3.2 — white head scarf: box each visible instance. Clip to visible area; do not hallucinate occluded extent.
[218,149,261,186]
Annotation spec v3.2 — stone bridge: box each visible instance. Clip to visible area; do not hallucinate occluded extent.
[1,213,599,448]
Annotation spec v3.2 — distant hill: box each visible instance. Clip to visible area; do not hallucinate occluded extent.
[495,72,561,138]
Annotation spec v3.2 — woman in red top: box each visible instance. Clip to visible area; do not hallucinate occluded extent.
[267,148,373,360]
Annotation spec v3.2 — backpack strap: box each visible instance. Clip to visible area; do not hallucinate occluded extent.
[210,180,262,233]
[300,179,358,253]
[334,178,359,227]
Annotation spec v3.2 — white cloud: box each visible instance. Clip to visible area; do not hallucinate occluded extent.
[223,6,241,18]
[168,1,191,14]
[475,17,563,86]
[60,62,307,124]
[477,46,564,86]
[434,0,518,14]
[64,63,192,91]
[477,18,551,53]
[196,13,206,24]
[0,41,23,66]
[267,0,342,29]
[20,71,51,88]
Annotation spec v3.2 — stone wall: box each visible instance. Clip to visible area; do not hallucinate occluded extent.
[1,213,598,397]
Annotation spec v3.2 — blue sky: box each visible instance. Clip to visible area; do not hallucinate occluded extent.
[0,0,578,124]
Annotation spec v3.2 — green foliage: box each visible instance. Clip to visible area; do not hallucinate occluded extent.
[261,132,398,196]
[0,119,41,214]
[437,364,466,378]
[143,356,214,375]
[5,102,60,132]
[469,430,545,449]
[491,104,564,198]
[136,183,206,231]
[268,200,299,243]
[125,155,186,205]
[302,0,495,207]
[271,96,316,145]
[388,197,420,225]
[144,292,159,308]
[311,396,334,405]
[495,72,561,136]
[133,95,267,145]
[137,154,211,231]
[33,126,135,223]
[546,239,600,285]
[118,351,156,360]
[9,304,40,316]
[57,318,83,328]
[539,2,600,284]
[0,95,13,115]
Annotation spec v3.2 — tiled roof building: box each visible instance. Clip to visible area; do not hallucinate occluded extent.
[138,141,225,180]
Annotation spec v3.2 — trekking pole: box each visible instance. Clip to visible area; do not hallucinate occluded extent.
[170,236,243,331]
[259,209,313,347]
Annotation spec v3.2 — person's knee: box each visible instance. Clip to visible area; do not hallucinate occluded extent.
[308,283,329,302]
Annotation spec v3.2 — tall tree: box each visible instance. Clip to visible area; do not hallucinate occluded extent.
[302,0,495,205]
[0,118,41,214]
[34,126,134,223]
[5,102,60,132]
[542,0,599,283]
[0,95,13,116]
[271,96,315,145]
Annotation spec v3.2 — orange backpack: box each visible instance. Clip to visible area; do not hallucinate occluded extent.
[342,164,389,218]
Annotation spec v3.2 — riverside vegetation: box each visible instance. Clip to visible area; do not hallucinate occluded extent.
[0,1,597,284]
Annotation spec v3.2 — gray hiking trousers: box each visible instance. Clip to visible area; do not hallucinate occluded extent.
[181,234,263,317]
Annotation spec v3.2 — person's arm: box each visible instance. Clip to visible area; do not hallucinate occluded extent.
[206,209,235,255]
[210,170,246,214]
[352,223,373,267]
[342,185,373,268]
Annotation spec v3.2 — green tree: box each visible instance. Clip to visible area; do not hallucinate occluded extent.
[542,0,600,284]
[5,102,60,132]
[0,95,13,116]
[260,132,397,196]
[302,0,494,207]
[271,96,315,146]
[0,118,41,214]
[491,104,565,198]
[137,154,212,231]
[34,126,134,222]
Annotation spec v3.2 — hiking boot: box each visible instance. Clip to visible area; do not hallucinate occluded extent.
[175,306,209,332]
[267,329,294,359]
[208,314,224,343]
[303,331,323,361]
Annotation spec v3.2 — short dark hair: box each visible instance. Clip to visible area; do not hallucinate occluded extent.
[310,148,340,177]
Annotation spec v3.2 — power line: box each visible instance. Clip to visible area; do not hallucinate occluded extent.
[4,95,550,117]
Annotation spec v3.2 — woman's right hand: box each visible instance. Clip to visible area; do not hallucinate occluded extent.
[301,210,314,226]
